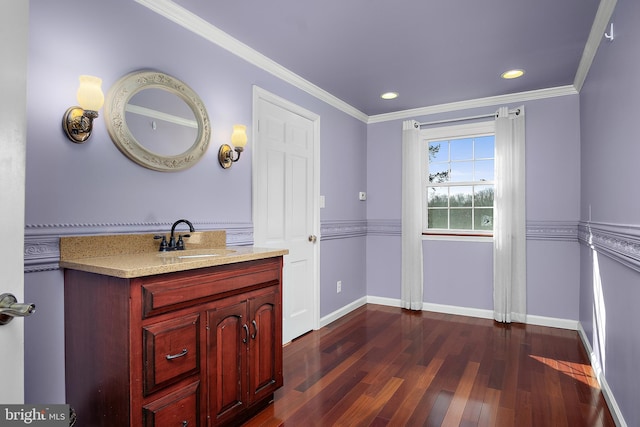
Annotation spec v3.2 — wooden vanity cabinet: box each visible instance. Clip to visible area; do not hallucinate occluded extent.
[64,257,283,427]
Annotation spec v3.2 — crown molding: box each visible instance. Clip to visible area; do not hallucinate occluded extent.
[134,0,369,123]
[136,0,610,126]
[573,0,617,92]
[367,85,578,124]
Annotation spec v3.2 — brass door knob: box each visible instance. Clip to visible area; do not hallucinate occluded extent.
[308,235,317,243]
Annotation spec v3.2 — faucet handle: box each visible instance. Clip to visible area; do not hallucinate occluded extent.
[154,235,168,252]
[176,235,185,250]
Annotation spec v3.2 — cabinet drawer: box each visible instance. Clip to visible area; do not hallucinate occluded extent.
[143,381,200,427]
[140,258,281,317]
[144,314,200,395]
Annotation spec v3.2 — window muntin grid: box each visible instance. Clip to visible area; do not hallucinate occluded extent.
[426,134,495,234]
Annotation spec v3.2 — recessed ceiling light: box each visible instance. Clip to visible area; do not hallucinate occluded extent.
[501,69,525,79]
[380,92,398,100]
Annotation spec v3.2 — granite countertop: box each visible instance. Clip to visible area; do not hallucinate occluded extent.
[59,231,288,279]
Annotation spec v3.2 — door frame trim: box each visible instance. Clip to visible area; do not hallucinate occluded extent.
[251,86,321,335]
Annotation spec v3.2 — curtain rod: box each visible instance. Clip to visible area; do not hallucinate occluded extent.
[418,108,520,127]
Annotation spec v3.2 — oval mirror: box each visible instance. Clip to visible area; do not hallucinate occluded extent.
[104,70,211,172]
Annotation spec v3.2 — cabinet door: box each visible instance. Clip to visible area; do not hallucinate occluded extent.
[207,300,248,425]
[247,287,283,405]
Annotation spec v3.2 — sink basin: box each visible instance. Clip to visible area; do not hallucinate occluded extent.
[157,248,237,259]
[177,254,220,259]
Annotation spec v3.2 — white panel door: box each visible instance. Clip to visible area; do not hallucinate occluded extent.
[253,87,319,344]
[0,0,29,404]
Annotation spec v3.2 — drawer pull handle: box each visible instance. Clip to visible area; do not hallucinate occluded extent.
[251,320,258,340]
[165,348,188,360]
[182,421,188,427]
[243,324,249,343]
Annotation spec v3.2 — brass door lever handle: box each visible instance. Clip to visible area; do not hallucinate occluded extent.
[0,293,36,325]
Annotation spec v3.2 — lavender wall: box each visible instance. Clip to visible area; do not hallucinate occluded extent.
[423,240,493,310]
[25,0,366,404]
[365,122,403,300]
[524,95,582,321]
[25,0,629,418]
[366,96,581,319]
[27,0,368,227]
[320,237,367,315]
[318,100,368,318]
[579,1,640,425]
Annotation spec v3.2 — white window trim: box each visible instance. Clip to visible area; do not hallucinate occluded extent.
[422,234,493,243]
[421,120,496,239]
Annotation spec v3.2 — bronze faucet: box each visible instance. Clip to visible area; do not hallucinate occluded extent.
[155,219,195,251]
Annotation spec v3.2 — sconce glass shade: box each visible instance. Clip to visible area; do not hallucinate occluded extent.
[76,75,104,112]
[219,124,248,168]
[63,75,104,143]
[231,124,247,149]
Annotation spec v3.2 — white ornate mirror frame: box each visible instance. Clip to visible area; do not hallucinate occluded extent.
[104,70,211,172]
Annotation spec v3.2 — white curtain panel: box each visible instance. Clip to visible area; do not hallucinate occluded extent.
[401,120,424,310]
[493,107,526,323]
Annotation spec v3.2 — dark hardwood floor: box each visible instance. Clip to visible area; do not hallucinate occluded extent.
[242,304,616,427]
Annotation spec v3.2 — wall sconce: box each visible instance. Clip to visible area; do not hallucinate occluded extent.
[62,75,104,143]
[218,124,248,169]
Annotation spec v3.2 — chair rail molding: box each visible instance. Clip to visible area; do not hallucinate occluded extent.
[320,219,367,241]
[24,221,254,273]
[27,219,638,272]
[526,220,579,242]
[578,221,640,273]
[367,219,401,237]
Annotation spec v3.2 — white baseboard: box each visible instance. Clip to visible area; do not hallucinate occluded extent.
[319,296,367,328]
[366,295,402,308]
[577,325,627,427]
[526,314,579,330]
[422,302,495,320]
[364,298,581,330]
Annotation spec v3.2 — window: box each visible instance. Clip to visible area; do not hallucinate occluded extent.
[422,122,495,235]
